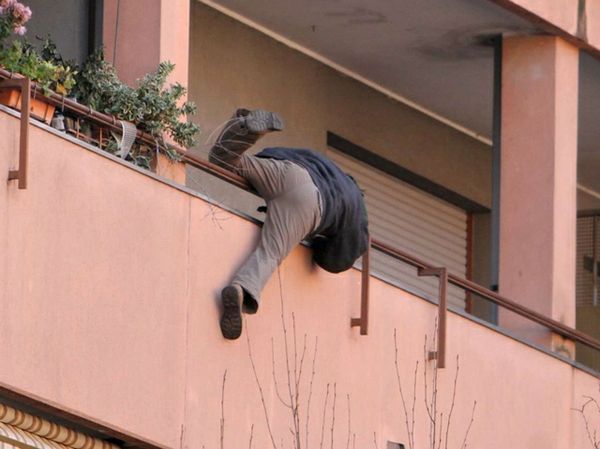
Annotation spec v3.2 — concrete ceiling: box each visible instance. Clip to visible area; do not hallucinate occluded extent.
[203,0,600,209]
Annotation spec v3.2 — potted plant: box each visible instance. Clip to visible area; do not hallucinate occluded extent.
[0,40,76,123]
[0,2,75,123]
[74,49,199,170]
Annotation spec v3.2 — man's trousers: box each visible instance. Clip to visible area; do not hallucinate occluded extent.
[231,154,322,312]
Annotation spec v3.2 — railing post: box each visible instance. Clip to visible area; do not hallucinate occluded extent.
[3,77,30,190]
[351,237,371,335]
[418,267,448,368]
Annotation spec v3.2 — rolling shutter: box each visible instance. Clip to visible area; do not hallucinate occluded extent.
[0,403,118,449]
[327,149,468,308]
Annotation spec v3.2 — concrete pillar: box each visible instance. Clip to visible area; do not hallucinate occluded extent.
[102,0,190,184]
[103,0,190,89]
[499,36,578,352]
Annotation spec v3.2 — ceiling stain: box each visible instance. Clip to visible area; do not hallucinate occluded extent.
[326,7,387,25]
[411,25,535,61]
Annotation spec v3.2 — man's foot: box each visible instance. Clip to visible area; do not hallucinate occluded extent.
[220,284,244,340]
[240,109,284,134]
[208,109,284,169]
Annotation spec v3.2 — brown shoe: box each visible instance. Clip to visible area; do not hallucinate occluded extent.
[220,284,244,340]
[208,109,284,169]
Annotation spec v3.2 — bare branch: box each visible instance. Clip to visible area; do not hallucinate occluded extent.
[423,334,434,424]
[331,383,338,449]
[444,355,460,449]
[290,314,303,449]
[394,328,416,449]
[248,424,254,449]
[246,320,279,449]
[295,332,309,418]
[320,384,331,449]
[220,370,227,449]
[346,394,352,449]
[583,395,600,415]
[306,337,319,449]
[437,413,444,449]
[271,338,292,409]
[373,432,379,449]
[410,360,418,449]
[575,398,600,449]
[430,319,440,449]
[277,269,298,449]
[460,401,477,449]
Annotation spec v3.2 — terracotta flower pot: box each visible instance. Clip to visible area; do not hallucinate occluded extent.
[0,87,55,124]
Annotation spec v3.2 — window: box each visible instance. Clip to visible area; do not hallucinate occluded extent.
[327,148,468,309]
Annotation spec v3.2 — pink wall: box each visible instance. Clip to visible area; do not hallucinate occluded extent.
[103,0,189,89]
[1,110,600,448]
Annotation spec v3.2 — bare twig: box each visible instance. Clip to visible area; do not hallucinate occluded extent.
[271,338,292,409]
[394,328,415,449]
[444,355,460,449]
[331,383,337,449]
[277,269,300,449]
[426,319,440,449]
[410,360,418,449]
[346,394,352,449]
[220,370,227,449]
[574,397,600,448]
[295,330,309,435]
[320,384,331,449]
[248,424,254,449]
[423,333,438,449]
[290,314,307,449]
[423,334,434,425]
[437,413,444,449]
[373,432,379,449]
[460,401,477,449]
[246,320,279,449]
[306,337,319,448]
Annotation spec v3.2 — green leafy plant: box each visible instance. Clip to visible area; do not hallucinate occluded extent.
[76,51,200,151]
[70,47,120,109]
[38,37,77,95]
[0,40,75,95]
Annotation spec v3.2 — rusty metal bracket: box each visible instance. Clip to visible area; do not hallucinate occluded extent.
[2,77,30,189]
[351,237,371,336]
[418,266,448,368]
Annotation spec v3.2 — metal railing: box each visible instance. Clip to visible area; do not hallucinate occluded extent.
[1,76,30,189]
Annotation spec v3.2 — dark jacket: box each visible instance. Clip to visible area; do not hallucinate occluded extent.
[256,147,369,273]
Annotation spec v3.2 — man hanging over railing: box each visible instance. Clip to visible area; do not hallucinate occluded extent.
[210,109,369,340]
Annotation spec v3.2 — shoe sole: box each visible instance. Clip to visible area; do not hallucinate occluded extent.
[220,286,243,340]
[245,110,284,134]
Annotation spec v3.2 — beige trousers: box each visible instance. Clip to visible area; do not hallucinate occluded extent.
[231,155,322,312]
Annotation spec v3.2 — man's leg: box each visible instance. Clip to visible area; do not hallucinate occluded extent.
[208,109,284,170]
[220,156,322,339]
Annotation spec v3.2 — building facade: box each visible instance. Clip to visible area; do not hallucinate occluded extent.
[2,0,600,448]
